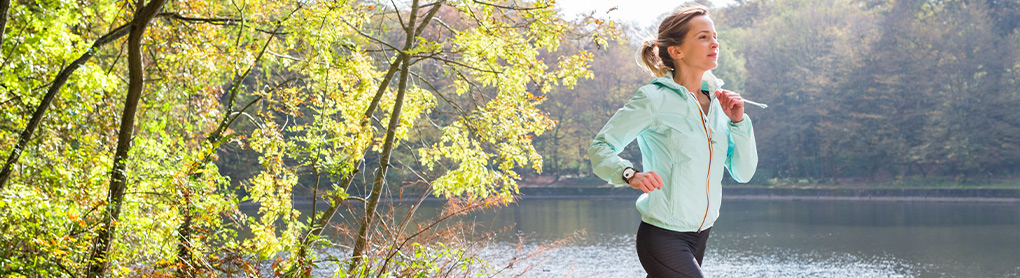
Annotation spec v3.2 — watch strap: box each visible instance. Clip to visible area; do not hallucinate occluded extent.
[623,167,637,183]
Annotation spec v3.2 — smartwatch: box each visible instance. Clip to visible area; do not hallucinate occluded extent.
[622,167,637,183]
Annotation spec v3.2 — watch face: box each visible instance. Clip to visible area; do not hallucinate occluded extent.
[624,168,635,178]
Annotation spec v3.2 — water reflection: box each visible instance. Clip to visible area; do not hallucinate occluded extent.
[294,199,1020,277]
[420,199,1020,277]
[743,201,1020,227]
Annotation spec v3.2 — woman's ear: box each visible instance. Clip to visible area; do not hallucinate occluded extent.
[667,45,683,60]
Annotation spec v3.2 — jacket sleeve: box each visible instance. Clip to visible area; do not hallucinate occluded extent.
[725,115,758,183]
[587,87,660,187]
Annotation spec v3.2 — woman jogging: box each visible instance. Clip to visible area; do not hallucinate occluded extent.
[587,4,758,277]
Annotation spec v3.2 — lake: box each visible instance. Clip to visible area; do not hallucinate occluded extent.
[403,198,1020,277]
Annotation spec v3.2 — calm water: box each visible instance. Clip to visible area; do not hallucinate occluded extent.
[409,199,1020,277]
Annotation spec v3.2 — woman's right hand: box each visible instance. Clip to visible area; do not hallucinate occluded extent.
[629,171,664,193]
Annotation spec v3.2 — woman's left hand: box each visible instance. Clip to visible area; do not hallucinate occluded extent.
[716,90,745,123]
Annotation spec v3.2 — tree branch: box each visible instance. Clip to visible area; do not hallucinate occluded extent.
[158,12,289,35]
[417,54,502,74]
[301,27,410,244]
[0,7,272,189]
[413,1,444,38]
[0,17,27,71]
[339,15,404,54]
[0,22,132,190]
[379,199,485,274]
[207,18,286,144]
[390,0,406,32]
[377,185,432,276]
[473,0,548,11]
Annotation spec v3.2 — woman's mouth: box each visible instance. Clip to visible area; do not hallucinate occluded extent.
[708,52,718,58]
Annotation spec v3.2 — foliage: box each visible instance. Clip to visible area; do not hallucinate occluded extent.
[531,0,1020,186]
[0,0,613,277]
[4,0,1018,276]
[717,0,1020,183]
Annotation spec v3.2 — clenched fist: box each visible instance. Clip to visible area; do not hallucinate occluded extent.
[629,171,664,193]
[716,89,745,123]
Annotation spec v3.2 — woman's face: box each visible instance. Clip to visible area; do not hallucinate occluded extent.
[670,15,719,71]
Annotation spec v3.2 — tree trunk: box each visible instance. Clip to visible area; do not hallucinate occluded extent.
[304,1,443,265]
[348,49,412,274]
[0,0,10,47]
[300,36,403,246]
[347,2,424,271]
[86,0,168,276]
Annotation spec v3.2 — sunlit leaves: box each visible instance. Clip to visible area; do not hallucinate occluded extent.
[1,0,607,276]
[553,50,594,89]
[519,0,568,51]
[413,1,596,203]
[421,121,519,201]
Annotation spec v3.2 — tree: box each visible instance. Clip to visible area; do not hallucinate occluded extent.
[87,0,171,275]
[1,0,610,276]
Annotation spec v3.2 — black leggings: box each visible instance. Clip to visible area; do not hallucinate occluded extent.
[635,222,712,278]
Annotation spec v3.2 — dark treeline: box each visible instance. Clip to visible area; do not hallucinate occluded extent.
[531,0,1020,186]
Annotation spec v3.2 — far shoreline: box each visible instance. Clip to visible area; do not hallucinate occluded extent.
[266,186,1020,208]
[720,194,1020,202]
[512,187,1020,203]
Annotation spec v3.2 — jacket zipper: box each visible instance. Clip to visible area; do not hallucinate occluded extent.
[693,94,713,233]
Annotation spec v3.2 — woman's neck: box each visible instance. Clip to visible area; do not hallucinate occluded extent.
[672,69,706,96]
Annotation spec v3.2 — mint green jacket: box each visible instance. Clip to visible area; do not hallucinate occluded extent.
[588,72,758,232]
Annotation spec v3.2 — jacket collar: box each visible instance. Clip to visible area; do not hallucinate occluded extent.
[651,71,714,101]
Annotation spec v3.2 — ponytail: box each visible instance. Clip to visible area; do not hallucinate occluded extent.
[638,4,709,78]
[637,39,670,77]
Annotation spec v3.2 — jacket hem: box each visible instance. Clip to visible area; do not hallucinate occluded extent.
[640,215,712,233]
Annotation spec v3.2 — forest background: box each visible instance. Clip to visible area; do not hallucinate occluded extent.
[528,0,1020,189]
[1,0,1019,277]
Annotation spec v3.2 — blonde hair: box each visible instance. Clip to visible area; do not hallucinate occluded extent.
[637,4,710,77]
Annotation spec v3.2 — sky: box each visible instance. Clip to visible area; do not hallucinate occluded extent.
[554,0,737,28]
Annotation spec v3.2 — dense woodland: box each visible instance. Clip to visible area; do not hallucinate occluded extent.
[0,0,1018,277]
[533,0,1020,186]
